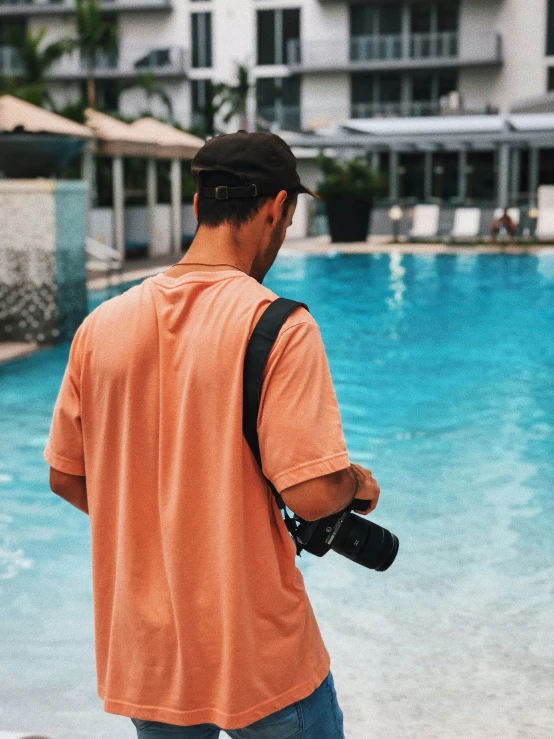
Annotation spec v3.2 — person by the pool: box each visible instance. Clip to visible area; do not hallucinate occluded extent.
[43,131,381,739]
[490,208,517,244]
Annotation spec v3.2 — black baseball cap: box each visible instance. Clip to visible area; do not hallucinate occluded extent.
[191,130,320,201]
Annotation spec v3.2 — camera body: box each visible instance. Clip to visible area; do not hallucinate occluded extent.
[293,499,398,571]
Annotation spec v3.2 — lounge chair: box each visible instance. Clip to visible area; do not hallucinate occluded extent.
[536,185,554,241]
[409,204,440,241]
[536,209,554,241]
[450,207,481,241]
[85,237,123,273]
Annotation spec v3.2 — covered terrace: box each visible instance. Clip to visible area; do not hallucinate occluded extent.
[284,113,554,210]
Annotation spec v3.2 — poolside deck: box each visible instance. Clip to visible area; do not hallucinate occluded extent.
[87,235,554,291]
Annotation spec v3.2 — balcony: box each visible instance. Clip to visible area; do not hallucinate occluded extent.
[0,0,172,16]
[257,104,301,132]
[287,31,502,73]
[49,46,188,79]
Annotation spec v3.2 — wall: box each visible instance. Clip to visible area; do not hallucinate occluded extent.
[459,0,548,113]
[493,0,548,110]
[302,73,350,130]
[0,180,87,344]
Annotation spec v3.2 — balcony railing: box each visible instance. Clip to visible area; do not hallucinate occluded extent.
[0,0,172,14]
[351,100,439,118]
[350,34,404,62]
[257,104,301,132]
[410,31,458,58]
[289,32,501,72]
[49,46,188,79]
[349,31,458,61]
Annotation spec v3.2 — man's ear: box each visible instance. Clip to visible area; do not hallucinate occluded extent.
[269,190,288,223]
[193,192,199,220]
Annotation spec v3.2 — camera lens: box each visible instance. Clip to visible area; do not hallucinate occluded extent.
[331,514,399,571]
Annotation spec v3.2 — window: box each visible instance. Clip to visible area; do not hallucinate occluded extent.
[432,152,458,201]
[349,3,401,37]
[466,151,495,201]
[350,4,375,37]
[380,4,402,34]
[399,153,425,200]
[438,69,458,98]
[411,2,432,33]
[437,1,459,32]
[380,72,402,102]
[352,73,375,105]
[257,8,300,65]
[95,80,120,112]
[135,48,172,71]
[548,0,554,55]
[0,18,26,44]
[411,71,433,102]
[549,67,554,90]
[192,12,212,68]
[256,75,300,131]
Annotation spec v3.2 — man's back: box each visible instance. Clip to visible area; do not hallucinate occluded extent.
[44,267,350,730]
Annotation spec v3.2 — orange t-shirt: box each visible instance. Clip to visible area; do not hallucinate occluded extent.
[43,269,350,730]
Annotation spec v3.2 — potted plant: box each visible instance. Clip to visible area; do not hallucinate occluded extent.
[316,154,385,243]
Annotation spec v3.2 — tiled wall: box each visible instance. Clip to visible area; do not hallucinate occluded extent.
[0,180,88,344]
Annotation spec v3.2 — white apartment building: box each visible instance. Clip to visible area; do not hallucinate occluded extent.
[2,0,554,225]
[1,0,552,131]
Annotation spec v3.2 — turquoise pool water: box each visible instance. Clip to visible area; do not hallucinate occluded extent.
[1,253,553,739]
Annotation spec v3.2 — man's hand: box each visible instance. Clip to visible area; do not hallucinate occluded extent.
[349,463,380,515]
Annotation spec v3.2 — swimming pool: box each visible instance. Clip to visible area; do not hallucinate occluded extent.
[1,253,553,739]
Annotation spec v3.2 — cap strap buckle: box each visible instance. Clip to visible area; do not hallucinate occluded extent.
[215,186,229,200]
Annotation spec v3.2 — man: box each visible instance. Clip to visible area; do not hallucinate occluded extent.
[44,131,380,739]
[490,208,517,244]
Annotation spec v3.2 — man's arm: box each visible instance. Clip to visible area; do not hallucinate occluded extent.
[49,467,89,515]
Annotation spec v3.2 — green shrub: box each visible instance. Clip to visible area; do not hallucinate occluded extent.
[316,153,386,202]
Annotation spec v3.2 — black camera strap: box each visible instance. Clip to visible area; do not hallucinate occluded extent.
[243,297,309,557]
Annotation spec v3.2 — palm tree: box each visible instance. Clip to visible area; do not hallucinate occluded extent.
[119,70,173,119]
[0,26,71,108]
[202,81,226,138]
[220,62,252,131]
[73,0,118,109]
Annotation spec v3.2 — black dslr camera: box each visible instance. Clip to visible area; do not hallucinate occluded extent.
[292,498,398,571]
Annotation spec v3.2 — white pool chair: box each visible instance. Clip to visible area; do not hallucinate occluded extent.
[536,208,554,240]
[409,204,440,240]
[85,237,123,273]
[451,208,481,240]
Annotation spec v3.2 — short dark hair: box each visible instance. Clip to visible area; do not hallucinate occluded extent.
[196,170,297,228]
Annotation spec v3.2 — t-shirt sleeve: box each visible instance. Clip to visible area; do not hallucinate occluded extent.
[43,323,86,477]
[257,316,350,493]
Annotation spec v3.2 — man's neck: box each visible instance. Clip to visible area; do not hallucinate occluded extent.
[177,225,254,274]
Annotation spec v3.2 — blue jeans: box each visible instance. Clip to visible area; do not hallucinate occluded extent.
[130,670,345,738]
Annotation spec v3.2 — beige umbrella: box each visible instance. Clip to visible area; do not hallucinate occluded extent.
[85,108,158,158]
[0,94,92,138]
[130,117,204,160]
